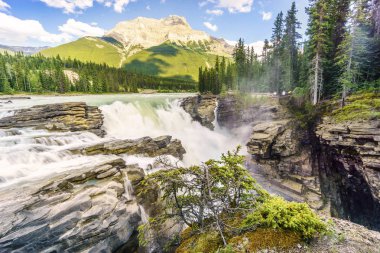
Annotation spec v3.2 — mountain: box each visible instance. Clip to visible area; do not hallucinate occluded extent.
[39,15,233,81]
[106,15,232,56]
[41,37,124,67]
[0,44,49,55]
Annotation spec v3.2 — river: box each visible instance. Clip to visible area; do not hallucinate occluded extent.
[0,94,252,188]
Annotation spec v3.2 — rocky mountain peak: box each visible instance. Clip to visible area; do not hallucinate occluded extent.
[162,15,190,28]
[105,15,233,55]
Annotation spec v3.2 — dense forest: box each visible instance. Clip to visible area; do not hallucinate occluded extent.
[199,0,380,104]
[0,53,196,94]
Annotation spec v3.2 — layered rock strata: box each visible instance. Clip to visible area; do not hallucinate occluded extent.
[0,159,145,252]
[316,118,380,230]
[71,135,186,159]
[0,102,104,137]
[181,95,217,130]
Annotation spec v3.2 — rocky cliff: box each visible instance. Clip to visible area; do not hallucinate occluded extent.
[181,95,218,130]
[181,94,380,230]
[316,117,380,230]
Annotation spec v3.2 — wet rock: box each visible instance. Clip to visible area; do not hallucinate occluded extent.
[0,102,105,137]
[70,135,186,160]
[0,158,146,252]
[316,118,380,230]
[181,95,217,130]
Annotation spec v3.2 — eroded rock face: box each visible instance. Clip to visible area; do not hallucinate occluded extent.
[0,102,104,137]
[181,95,217,130]
[70,135,186,160]
[217,95,281,129]
[246,118,323,209]
[316,118,380,230]
[0,158,145,252]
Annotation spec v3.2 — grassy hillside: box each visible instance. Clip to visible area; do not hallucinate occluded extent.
[124,42,219,81]
[40,37,124,67]
[39,38,228,81]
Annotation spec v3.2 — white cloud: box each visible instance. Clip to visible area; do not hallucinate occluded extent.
[248,40,265,56]
[224,40,265,56]
[0,13,105,46]
[0,12,70,45]
[0,0,10,11]
[160,0,166,3]
[261,11,272,21]
[113,0,136,13]
[199,1,208,8]
[59,18,105,37]
[216,0,253,13]
[146,5,150,10]
[40,0,94,14]
[40,0,137,14]
[203,21,218,32]
[206,9,223,16]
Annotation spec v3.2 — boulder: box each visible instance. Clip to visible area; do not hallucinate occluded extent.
[0,158,146,252]
[181,95,217,130]
[0,102,105,137]
[70,135,186,160]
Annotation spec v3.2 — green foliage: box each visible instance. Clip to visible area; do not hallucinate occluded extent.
[0,52,196,94]
[125,42,220,81]
[242,197,327,240]
[40,37,123,67]
[332,93,380,121]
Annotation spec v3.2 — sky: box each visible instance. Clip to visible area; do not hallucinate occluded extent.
[0,0,309,47]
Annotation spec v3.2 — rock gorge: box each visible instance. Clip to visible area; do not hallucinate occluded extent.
[0,95,379,252]
[182,94,380,231]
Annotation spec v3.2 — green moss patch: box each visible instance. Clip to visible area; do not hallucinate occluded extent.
[332,93,380,122]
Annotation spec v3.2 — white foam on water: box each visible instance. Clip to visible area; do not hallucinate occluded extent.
[0,94,251,188]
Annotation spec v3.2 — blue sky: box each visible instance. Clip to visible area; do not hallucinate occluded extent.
[0,0,309,47]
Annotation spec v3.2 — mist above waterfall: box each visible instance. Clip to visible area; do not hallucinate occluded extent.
[101,99,251,165]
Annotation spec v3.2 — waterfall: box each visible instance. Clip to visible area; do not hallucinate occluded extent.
[100,99,251,166]
[0,94,251,188]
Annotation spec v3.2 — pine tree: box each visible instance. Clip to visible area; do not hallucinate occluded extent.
[283,2,302,90]
[307,0,331,104]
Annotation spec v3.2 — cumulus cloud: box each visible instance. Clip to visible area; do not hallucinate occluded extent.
[224,40,265,56]
[40,0,136,14]
[261,11,272,21]
[206,9,224,16]
[0,13,104,46]
[216,0,253,13]
[40,0,94,14]
[0,0,10,11]
[203,22,218,32]
[248,41,265,56]
[59,18,105,37]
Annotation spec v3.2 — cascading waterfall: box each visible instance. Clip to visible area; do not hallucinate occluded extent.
[0,94,251,190]
[0,94,254,252]
[101,99,251,166]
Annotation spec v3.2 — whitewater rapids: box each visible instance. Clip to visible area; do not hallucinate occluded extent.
[0,94,251,187]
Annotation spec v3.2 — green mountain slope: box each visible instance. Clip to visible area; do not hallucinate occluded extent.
[40,37,124,67]
[39,38,227,81]
[124,43,219,81]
